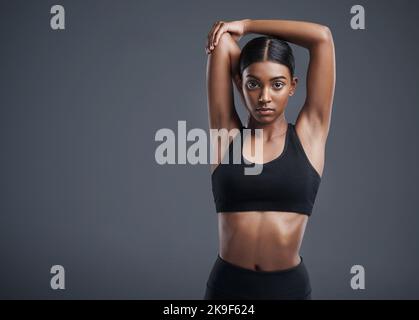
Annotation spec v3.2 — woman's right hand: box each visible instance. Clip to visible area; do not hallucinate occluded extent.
[206,19,249,54]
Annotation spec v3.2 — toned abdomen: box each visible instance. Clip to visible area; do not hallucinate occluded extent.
[218,211,308,271]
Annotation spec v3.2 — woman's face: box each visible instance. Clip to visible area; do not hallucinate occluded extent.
[240,61,297,123]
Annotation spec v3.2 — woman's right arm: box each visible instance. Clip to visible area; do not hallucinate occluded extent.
[206,32,243,132]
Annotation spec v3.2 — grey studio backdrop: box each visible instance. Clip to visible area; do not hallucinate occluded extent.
[1,0,418,299]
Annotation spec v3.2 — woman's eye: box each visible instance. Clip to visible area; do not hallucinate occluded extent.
[246,81,258,89]
[273,82,284,89]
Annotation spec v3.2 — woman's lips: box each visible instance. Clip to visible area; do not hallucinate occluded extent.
[256,108,274,115]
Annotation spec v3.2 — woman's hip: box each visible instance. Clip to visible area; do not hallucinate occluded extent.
[204,254,312,300]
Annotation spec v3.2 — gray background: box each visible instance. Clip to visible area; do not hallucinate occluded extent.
[1,0,418,299]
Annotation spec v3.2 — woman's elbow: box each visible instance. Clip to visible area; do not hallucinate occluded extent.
[320,26,333,42]
[212,32,235,52]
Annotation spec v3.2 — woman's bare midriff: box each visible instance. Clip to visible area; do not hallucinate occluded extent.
[218,210,308,272]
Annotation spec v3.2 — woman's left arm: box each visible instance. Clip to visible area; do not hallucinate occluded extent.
[243,19,335,138]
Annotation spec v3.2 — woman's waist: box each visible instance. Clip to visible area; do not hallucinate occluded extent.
[218,244,303,272]
[219,231,304,259]
[218,211,307,271]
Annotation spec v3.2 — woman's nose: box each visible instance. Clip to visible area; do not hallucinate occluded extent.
[258,89,272,104]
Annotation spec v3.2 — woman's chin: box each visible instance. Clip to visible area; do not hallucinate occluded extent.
[252,113,277,123]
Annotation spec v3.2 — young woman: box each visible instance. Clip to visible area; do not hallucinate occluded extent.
[204,19,335,300]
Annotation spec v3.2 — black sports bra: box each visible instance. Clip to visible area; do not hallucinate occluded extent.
[211,123,321,216]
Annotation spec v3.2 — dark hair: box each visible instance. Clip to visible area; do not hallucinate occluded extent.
[239,36,295,79]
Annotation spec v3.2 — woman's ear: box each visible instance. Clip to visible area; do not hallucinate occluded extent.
[233,74,243,93]
[289,77,298,96]
[233,74,246,106]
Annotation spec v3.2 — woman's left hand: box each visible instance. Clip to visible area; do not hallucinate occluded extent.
[206,19,249,54]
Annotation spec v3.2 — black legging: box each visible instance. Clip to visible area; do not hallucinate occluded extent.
[204,254,312,300]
